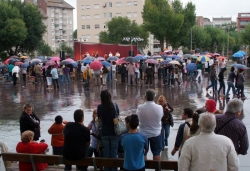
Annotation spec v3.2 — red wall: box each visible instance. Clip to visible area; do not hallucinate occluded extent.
[74,42,139,61]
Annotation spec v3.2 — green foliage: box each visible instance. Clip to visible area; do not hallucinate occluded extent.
[55,42,74,56]
[99,17,149,48]
[37,42,54,56]
[73,29,77,39]
[240,24,250,45]
[0,0,46,55]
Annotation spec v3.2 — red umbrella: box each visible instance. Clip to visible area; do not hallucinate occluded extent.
[46,61,56,66]
[90,61,102,70]
[216,56,226,60]
[117,57,129,65]
[145,59,158,64]
[15,61,24,66]
[4,58,11,65]
[51,57,60,61]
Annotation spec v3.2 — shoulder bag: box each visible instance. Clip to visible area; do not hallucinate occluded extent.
[113,103,127,136]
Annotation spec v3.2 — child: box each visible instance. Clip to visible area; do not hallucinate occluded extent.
[121,115,148,171]
[48,115,67,155]
[88,109,99,157]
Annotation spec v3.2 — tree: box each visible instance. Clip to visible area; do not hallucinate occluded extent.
[73,29,77,39]
[37,42,54,56]
[0,0,46,56]
[55,42,74,57]
[240,24,250,45]
[99,17,149,48]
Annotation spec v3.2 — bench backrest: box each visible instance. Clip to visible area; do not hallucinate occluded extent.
[2,152,178,170]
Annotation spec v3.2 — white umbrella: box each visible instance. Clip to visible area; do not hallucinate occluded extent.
[169,61,180,65]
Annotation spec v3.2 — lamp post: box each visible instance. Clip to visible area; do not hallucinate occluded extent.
[191,27,193,52]
[226,26,229,59]
[59,29,63,59]
[123,37,144,56]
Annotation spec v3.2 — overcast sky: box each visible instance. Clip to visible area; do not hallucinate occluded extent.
[65,0,250,30]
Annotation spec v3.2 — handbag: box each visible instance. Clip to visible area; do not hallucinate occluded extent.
[113,103,128,136]
[169,113,174,127]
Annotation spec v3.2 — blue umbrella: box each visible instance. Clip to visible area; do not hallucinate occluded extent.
[0,65,7,69]
[232,64,247,69]
[72,62,77,67]
[82,59,92,64]
[36,56,45,60]
[9,59,19,64]
[31,61,40,66]
[84,56,95,61]
[60,60,71,65]
[233,52,244,58]
[186,63,197,72]
[107,56,119,61]
[101,61,111,67]
[161,60,170,65]
[21,62,29,68]
[169,55,181,59]
[135,56,144,61]
[237,51,246,56]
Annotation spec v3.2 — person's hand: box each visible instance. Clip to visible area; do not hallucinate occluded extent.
[171,149,176,156]
[63,121,68,124]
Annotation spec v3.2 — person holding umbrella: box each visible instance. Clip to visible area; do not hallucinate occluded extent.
[126,62,136,86]
[83,66,92,91]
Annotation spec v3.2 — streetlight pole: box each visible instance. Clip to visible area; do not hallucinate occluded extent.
[191,27,192,52]
[226,27,229,59]
[59,29,63,59]
[80,38,82,60]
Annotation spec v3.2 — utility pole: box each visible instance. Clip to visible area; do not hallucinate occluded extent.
[191,27,192,52]
[226,27,229,59]
[59,29,63,59]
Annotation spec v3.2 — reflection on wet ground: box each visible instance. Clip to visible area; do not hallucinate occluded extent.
[0,67,250,170]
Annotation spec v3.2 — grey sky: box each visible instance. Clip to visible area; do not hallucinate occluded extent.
[65,0,250,30]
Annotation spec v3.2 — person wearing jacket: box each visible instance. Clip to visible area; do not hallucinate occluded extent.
[218,67,227,96]
[237,69,246,99]
[16,130,48,171]
[83,66,92,90]
[119,64,126,83]
[206,64,217,92]
[48,115,67,155]
[19,103,41,141]
[158,95,173,149]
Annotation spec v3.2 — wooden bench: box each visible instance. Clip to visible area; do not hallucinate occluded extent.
[2,152,178,171]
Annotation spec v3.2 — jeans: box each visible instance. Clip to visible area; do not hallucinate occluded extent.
[84,79,90,90]
[196,69,202,81]
[128,74,135,85]
[238,84,245,97]
[64,74,71,84]
[206,78,216,91]
[161,124,170,147]
[64,146,94,171]
[102,74,107,84]
[52,78,59,89]
[135,72,138,84]
[146,75,153,84]
[13,73,17,85]
[226,81,236,98]
[8,72,12,81]
[190,73,194,81]
[112,71,116,81]
[218,81,225,95]
[101,136,120,171]
[59,75,64,84]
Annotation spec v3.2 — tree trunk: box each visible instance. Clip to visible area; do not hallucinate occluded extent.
[160,39,164,52]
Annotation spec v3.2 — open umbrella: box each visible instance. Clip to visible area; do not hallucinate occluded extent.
[107,56,119,61]
[82,60,92,64]
[72,62,77,67]
[10,56,19,59]
[65,58,75,63]
[150,55,162,59]
[96,57,105,61]
[90,61,102,70]
[14,61,24,66]
[216,56,226,60]
[101,61,111,67]
[30,58,42,63]
[83,56,95,61]
[21,62,29,68]
[169,55,181,59]
[213,53,220,56]
[0,65,7,69]
[169,61,181,65]
[60,60,71,65]
[117,58,129,65]
[237,51,246,56]
[197,56,210,62]
[161,60,170,65]
[183,54,192,58]
[46,61,56,66]
[51,57,61,61]
[145,59,158,64]
[31,61,40,66]
[232,64,247,69]
[124,57,139,63]
[20,56,28,59]
[186,63,197,72]
[135,55,144,61]
[233,52,244,58]
[9,59,19,64]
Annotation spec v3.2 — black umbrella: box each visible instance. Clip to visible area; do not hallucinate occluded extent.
[124,56,139,63]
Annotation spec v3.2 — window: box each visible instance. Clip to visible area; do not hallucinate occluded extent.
[52,25,54,29]
[70,32,72,35]
[116,13,121,17]
[52,43,55,47]
[70,25,72,29]
[104,23,106,28]
[51,7,54,11]
[52,36,55,40]
[86,25,90,29]
[95,34,99,39]
[104,13,107,18]
[133,1,137,6]
[108,2,112,7]
[94,4,99,9]
[51,13,54,17]
[51,19,54,23]
[109,12,112,18]
[94,14,100,19]
[86,5,90,9]
[86,15,90,19]
[127,1,131,6]
[82,35,86,39]
[59,13,62,18]
[69,20,72,24]
[95,24,100,29]
[86,35,91,39]
[127,12,131,17]
[52,30,54,35]
[116,2,121,6]
[133,12,137,17]
[59,19,62,23]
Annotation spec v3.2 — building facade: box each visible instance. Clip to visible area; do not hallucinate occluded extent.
[237,13,250,32]
[77,0,145,43]
[26,0,74,52]
[212,17,232,27]
[196,16,204,27]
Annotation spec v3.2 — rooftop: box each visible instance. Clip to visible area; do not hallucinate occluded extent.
[46,0,74,9]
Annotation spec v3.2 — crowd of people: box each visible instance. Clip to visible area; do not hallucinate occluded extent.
[12,88,248,171]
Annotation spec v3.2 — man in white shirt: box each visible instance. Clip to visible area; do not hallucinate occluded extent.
[178,112,239,171]
[137,89,163,161]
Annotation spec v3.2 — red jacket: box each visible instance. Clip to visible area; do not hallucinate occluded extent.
[48,123,65,147]
[16,142,48,171]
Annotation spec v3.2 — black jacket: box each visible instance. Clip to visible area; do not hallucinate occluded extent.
[19,111,40,140]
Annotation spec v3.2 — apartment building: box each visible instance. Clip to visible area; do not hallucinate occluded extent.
[26,0,74,52]
[237,13,250,32]
[77,0,145,43]
[212,17,232,27]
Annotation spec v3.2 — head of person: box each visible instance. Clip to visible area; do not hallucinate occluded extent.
[129,114,139,130]
[205,99,216,113]
[100,89,112,109]
[21,130,34,144]
[198,112,216,133]
[74,109,84,123]
[125,115,131,129]
[145,89,155,101]
[23,103,34,115]
[225,98,243,116]
[157,95,167,106]
[230,66,235,72]
[47,66,51,70]
[239,68,244,73]
[112,61,116,65]
[182,108,193,119]
[55,115,63,124]
[92,109,97,122]
[190,111,200,135]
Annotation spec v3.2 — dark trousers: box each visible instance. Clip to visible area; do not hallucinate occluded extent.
[8,72,12,81]
[121,74,125,83]
[218,81,225,95]
[52,146,63,155]
[124,167,145,171]
[52,79,59,89]
[22,74,26,86]
[146,75,153,84]
[84,79,90,90]
[13,73,17,85]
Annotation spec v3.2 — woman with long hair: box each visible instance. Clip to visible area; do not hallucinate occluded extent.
[97,89,120,171]
[157,95,173,149]
[188,108,206,138]
[88,109,99,157]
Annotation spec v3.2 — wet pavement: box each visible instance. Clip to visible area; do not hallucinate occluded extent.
[0,63,250,170]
